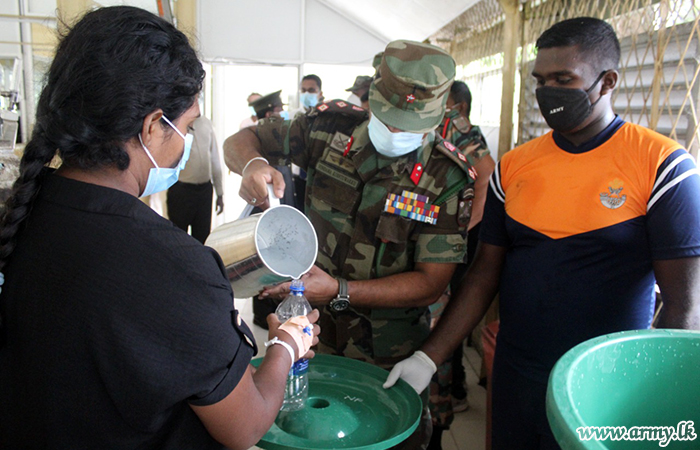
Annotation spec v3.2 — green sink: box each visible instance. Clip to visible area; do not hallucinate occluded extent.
[547,329,700,449]
[251,354,422,449]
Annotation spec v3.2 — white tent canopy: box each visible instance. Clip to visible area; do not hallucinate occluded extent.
[1,0,479,70]
[198,0,478,66]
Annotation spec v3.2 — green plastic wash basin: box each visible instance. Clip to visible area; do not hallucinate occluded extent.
[251,354,421,450]
[547,329,700,449]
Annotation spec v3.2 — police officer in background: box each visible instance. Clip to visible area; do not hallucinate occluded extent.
[224,40,476,449]
[250,90,288,121]
[248,91,298,209]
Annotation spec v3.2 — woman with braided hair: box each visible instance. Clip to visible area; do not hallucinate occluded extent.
[0,6,318,449]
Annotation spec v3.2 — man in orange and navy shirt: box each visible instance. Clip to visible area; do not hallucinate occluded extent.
[387,17,700,450]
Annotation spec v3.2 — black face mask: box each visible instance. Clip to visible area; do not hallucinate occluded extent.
[535,71,608,133]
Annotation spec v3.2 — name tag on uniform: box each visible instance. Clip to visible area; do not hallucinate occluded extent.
[384,190,440,225]
[316,162,360,188]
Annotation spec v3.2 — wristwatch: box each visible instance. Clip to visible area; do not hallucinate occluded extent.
[329,277,350,312]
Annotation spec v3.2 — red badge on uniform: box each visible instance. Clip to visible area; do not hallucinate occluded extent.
[468,167,478,180]
[406,94,415,103]
[444,141,457,152]
[336,101,347,108]
[457,152,467,162]
[317,103,329,112]
[410,163,423,185]
[343,136,354,157]
[352,105,365,112]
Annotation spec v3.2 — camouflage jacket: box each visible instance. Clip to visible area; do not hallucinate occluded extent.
[439,110,490,163]
[255,100,476,368]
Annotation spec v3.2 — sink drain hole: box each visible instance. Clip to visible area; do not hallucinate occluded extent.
[308,398,330,409]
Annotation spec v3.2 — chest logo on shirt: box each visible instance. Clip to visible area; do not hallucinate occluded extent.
[600,182,627,210]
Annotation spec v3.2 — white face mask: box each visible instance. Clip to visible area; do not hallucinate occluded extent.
[367,114,424,157]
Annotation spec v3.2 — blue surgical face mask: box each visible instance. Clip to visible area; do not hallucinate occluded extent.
[279,110,290,121]
[139,115,193,197]
[248,106,256,117]
[368,114,424,158]
[300,92,319,109]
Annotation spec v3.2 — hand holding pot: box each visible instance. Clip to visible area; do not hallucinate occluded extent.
[239,156,286,210]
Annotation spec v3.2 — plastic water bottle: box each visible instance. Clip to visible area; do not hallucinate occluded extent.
[275,279,312,411]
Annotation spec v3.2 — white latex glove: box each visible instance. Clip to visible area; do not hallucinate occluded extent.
[382,350,437,394]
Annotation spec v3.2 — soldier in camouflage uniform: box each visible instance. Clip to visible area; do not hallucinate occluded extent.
[442,80,495,267]
[427,80,496,449]
[223,40,476,449]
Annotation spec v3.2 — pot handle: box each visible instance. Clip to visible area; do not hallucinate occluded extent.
[267,183,281,209]
[237,184,282,219]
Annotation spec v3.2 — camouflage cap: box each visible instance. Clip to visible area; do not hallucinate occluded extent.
[345,75,372,92]
[372,52,384,70]
[369,40,455,134]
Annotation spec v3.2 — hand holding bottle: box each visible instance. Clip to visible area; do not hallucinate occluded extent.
[266,310,320,360]
[279,315,315,358]
[273,279,317,411]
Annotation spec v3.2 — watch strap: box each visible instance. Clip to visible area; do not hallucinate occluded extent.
[336,277,348,299]
[330,277,350,311]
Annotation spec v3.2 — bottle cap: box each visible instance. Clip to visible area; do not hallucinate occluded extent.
[290,278,305,293]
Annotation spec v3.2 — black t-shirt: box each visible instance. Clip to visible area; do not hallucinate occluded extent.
[0,174,256,449]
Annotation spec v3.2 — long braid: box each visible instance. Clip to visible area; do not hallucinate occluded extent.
[0,133,56,271]
[0,130,56,334]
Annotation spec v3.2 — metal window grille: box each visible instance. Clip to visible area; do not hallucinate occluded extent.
[430,0,700,158]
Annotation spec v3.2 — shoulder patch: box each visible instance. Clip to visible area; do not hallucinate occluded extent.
[454,125,488,159]
[452,116,471,134]
[434,137,477,183]
[443,140,458,153]
[314,99,368,119]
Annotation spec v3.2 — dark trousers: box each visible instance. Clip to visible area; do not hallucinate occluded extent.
[167,181,213,244]
[491,350,561,450]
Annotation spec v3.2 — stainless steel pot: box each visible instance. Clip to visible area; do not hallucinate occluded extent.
[206,205,318,298]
